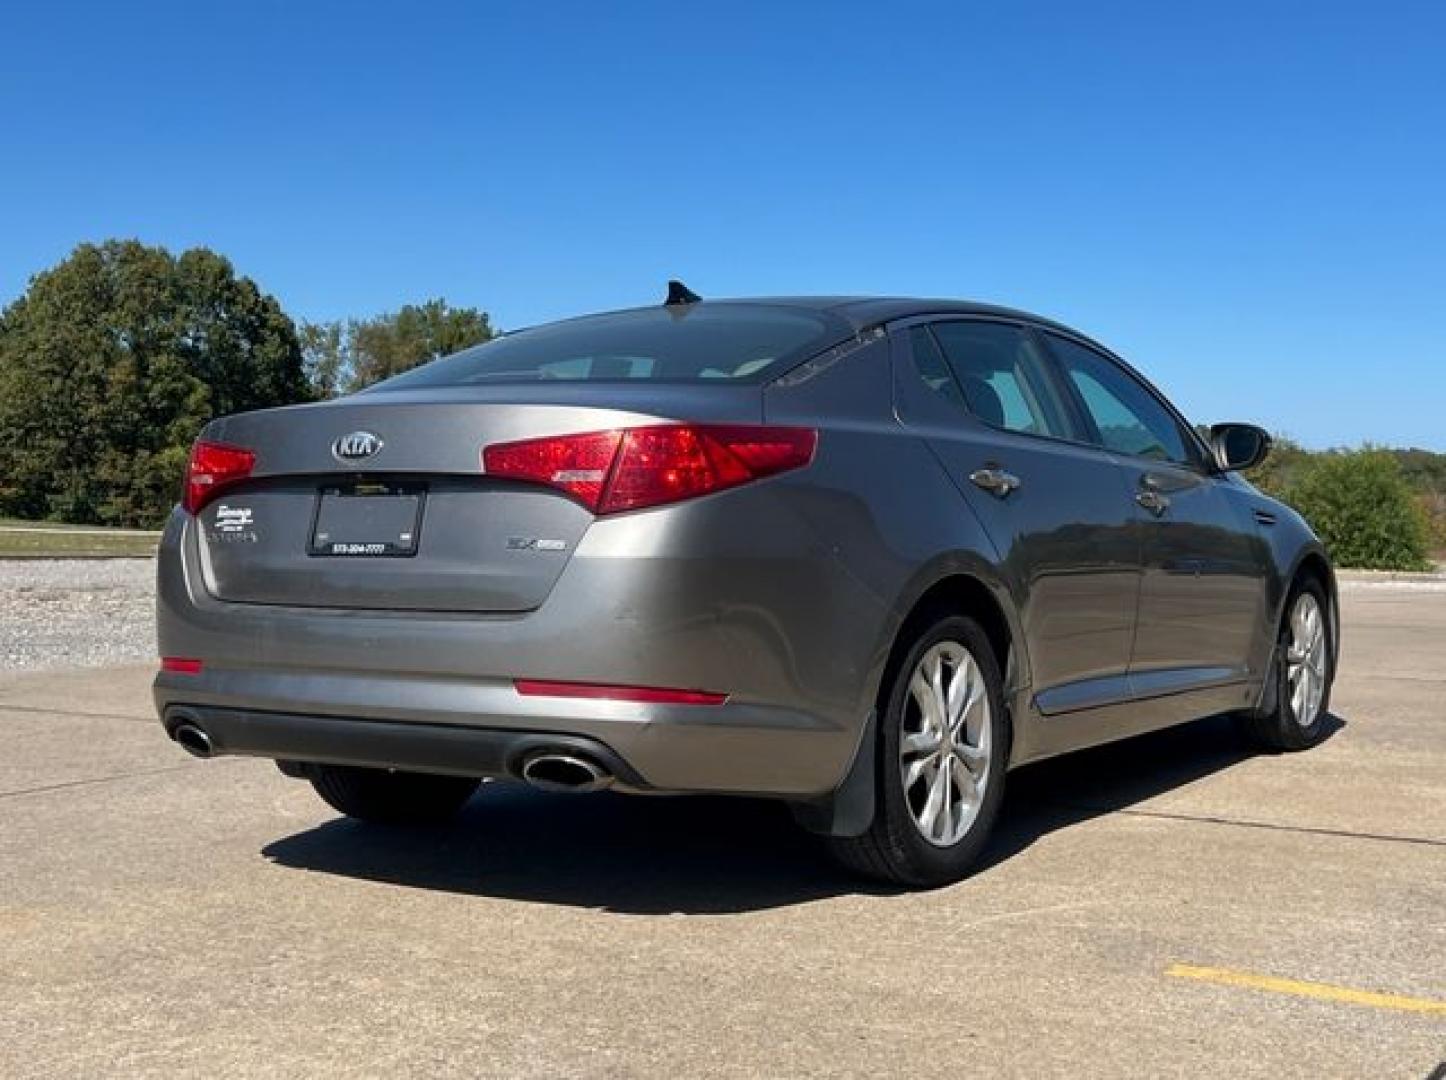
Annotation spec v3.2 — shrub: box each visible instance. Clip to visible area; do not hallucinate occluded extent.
[1417,490,1446,558]
[1281,450,1431,571]
[1244,435,1311,499]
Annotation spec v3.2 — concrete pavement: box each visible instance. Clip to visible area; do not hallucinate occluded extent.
[1,588,1442,1077]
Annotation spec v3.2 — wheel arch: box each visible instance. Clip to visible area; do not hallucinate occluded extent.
[1285,547,1340,670]
[886,573,1018,700]
[1251,544,1339,720]
[876,563,1027,765]
[791,562,1026,839]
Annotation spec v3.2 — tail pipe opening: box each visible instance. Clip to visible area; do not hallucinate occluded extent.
[520,752,613,794]
[171,721,214,759]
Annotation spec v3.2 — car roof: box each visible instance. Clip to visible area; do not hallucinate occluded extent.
[671,296,1089,341]
[509,295,1106,359]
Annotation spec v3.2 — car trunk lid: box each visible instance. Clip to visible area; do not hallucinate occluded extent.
[192,385,762,612]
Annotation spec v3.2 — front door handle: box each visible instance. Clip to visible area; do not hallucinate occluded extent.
[1135,488,1170,516]
[970,467,1021,498]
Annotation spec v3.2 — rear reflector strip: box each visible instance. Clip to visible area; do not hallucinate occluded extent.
[161,657,204,674]
[514,679,727,705]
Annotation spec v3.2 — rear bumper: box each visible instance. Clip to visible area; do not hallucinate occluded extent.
[155,490,891,797]
[153,667,856,797]
[160,703,649,787]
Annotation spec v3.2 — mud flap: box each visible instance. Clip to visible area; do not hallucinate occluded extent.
[1251,641,1286,718]
[789,711,876,837]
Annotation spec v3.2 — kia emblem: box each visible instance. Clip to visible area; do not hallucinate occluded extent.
[331,431,384,463]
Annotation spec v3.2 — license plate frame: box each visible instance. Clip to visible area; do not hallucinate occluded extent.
[307,481,426,558]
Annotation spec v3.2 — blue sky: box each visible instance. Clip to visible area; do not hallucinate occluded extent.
[2,1,1443,448]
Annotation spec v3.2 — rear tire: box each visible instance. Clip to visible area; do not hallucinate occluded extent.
[1241,578,1334,752]
[307,765,480,824]
[827,614,1008,888]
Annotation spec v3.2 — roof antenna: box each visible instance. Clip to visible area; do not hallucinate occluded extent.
[665,279,702,306]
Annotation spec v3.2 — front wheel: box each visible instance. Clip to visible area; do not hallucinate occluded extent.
[827,614,1008,887]
[307,765,480,824]
[1241,578,1335,751]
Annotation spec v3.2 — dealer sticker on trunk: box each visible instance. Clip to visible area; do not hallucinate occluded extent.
[210,504,258,544]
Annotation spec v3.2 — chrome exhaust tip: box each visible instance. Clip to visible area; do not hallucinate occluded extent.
[520,752,613,794]
[172,722,214,759]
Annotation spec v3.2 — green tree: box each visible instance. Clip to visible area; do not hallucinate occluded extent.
[297,301,494,397]
[299,319,347,398]
[1281,449,1431,571]
[0,240,309,527]
[348,300,493,390]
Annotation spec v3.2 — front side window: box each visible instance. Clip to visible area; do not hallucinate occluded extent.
[1045,334,1196,465]
[929,321,1073,439]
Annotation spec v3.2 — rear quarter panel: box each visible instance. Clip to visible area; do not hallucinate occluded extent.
[763,333,1021,755]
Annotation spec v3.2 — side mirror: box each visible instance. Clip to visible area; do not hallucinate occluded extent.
[1208,423,1271,472]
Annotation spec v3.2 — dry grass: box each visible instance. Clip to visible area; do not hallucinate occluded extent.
[0,519,159,558]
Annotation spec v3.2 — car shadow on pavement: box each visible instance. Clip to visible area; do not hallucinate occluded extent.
[264,786,882,914]
[261,711,1344,915]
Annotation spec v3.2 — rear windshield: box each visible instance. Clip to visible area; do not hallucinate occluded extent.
[370,304,845,389]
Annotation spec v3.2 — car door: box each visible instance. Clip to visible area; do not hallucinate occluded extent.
[893,318,1143,718]
[1041,332,1270,704]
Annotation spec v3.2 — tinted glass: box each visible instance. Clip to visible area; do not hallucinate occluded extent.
[372,305,842,389]
[1046,334,1194,464]
[930,321,1072,438]
[908,327,966,410]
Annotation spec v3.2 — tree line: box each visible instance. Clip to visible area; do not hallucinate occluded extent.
[299,300,494,397]
[0,239,1441,570]
[0,240,492,527]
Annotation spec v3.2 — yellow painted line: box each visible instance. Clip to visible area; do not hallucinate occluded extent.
[1166,964,1446,1017]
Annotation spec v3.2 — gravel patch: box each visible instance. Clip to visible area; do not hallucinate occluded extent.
[1,559,156,671]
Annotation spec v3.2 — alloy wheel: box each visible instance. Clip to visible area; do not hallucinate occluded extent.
[1286,592,1327,727]
[898,641,992,847]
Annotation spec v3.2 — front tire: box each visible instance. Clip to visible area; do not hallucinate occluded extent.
[307,765,480,824]
[1242,578,1334,751]
[828,614,1007,887]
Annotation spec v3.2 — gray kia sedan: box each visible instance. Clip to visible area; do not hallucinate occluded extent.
[155,286,1337,886]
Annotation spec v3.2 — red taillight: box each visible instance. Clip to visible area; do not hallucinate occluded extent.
[161,657,203,674]
[482,430,624,508]
[483,424,816,513]
[514,679,727,705]
[183,440,255,514]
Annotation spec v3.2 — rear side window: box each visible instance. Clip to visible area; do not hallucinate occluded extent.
[929,321,1073,439]
[908,327,966,410]
[1045,334,1197,465]
[370,305,845,389]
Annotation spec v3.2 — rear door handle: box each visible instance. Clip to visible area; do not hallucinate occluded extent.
[969,467,1021,498]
